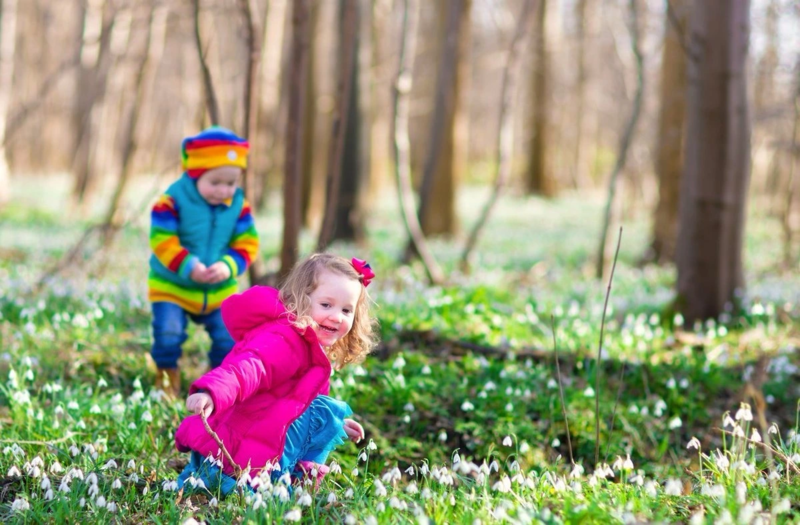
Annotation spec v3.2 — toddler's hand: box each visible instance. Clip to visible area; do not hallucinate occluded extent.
[343,418,364,443]
[205,262,232,284]
[190,262,210,283]
[186,393,214,418]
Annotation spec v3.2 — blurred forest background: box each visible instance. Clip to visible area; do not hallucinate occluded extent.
[0,0,798,320]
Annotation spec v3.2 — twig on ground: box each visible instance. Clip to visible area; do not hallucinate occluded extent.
[595,226,623,466]
[551,315,574,466]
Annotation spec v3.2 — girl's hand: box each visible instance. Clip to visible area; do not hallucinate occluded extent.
[205,262,231,284]
[186,393,214,418]
[189,262,210,283]
[343,418,364,443]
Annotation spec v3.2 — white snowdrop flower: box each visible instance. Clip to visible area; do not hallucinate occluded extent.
[329,461,342,474]
[735,403,753,422]
[127,459,136,470]
[88,484,100,497]
[359,451,368,462]
[644,480,657,497]
[83,444,97,459]
[405,465,415,476]
[49,461,63,474]
[41,476,51,490]
[679,378,689,388]
[505,402,514,412]
[182,519,201,525]
[7,466,21,477]
[367,439,378,451]
[344,514,357,525]
[284,508,302,522]
[492,476,511,493]
[344,488,354,498]
[97,377,108,389]
[461,400,475,411]
[365,516,379,525]
[31,456,44,468]
[112,479,122,489]
[715,451,730,470]
[666,378,676,389]
[102,459,118,470]
[438,430,447,442]
[162,480,178,491]
[404,402,415,413]
[751,429,762,443]
[420,463,429,476]
[583,387,595,397]
[24,369,34,381]
[393,356,406,369]
[664,478,682,496]
[668,417,682,429]
[773,498,791,514]
[768,423,779,435]
[502,435,513,447]
[58,478,71,493]
[519,441,531,454]
[421,365,431,375]
[735,481,747,504]
[351,467,359,477]
[89,404,101,414]
[612,456,625,472]
[421,487,432,499]
[791,453,800,465]
[623,454,634,471]
[27,465,41,478]
[453,452,462,465]
[11,497,30,512]
[509,460,520,472]
[547,378,557,389]
[551,437,561,447]
[640,406,649,416]
[107,501,117,513]
[69,445,80,457]
[373,479,387,497]
[406,481,419,494]
[389,496,403,509]
[686,437,701,450]
[570,464,585,479]
[274,484,291,502]
[298,492,312,506]
[54,405,65,416]
[76,420,87,430]
[733,424,745,438]
[96,495,107,508]
[141,411,153,422]
[654,399,667,417]
[86,472,99,485]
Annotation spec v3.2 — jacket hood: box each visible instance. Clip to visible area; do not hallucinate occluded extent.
[221,286,289,341]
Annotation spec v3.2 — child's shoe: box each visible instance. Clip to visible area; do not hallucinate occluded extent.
[155,367,181,399]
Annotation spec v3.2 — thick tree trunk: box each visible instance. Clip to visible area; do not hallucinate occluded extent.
[644,0,689,265]
[71,0,116,212]
[415,0,469,237]
[0,0,19,207]
[280,0,310,279]
[524,0,555,196]
[676,0,751,323]
[570,0,589,189]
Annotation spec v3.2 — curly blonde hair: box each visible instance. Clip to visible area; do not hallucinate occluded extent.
[279,253,378,369]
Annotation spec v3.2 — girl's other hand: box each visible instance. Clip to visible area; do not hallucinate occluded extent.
[186,392,214,418]
[205,262,232,284]
[189,262,210,283]
[343,418,364,443]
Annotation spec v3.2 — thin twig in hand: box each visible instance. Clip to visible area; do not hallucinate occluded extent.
[595,226,623,466]
[201,413,242,478]
[551,315,574,466]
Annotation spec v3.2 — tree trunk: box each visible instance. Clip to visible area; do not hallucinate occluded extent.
[416,0,469,237]
[300,3,320,229]
[644,0,689,265]
[595,0,645,280]
[753,0,778,117]
[367,0,393,200]
[570,0,590,189]
[192,0,220,126]
[676,0,751,323]
[71,0,116,212]
[524,0,555,196]
[280,0,311,279]
[392,0,444,285]
[0,0,19,207]
[460,0,534,271]
[317,0,359,250]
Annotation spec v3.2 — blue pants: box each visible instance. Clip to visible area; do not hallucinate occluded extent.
[151,302,234,369]
[177,396,351,497]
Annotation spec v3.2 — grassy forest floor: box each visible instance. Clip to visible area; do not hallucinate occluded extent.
[1,175,800,523]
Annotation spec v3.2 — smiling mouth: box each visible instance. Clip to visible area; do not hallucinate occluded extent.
[319,324,337,335]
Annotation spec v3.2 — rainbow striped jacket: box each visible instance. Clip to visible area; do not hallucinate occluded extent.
[148,174,259,314]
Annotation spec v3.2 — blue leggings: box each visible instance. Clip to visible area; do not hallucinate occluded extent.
[151,301,234,369]
[177,396,352,496]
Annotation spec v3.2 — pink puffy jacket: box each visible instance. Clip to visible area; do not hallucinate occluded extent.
[174,286,332,477]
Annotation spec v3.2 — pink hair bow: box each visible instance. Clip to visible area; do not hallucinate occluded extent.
[351,258,375,287]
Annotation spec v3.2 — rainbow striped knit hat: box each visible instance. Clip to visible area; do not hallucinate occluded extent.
[181,126,249,179]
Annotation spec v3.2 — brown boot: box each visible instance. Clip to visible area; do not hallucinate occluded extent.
[155,367,181,399]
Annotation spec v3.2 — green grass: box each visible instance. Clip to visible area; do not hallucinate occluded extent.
[1,177,800,522]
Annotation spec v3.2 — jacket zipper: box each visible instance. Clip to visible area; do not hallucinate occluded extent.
[202,205,216,314]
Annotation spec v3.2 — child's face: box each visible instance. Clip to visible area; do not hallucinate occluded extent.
[196,166,242,205]
[308,269,362,348]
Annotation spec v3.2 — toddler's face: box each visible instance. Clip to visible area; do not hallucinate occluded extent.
[196,166,241,205]
[308,269,361,348]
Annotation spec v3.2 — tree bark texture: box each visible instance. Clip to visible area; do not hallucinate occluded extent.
[392,0,444,285]
[300,3,320,229]
[645,0,689,265]
[0,0,19,206]
[524,0,555,197]
[415,0,469,237]
[676,0,751,323]
[193,0,221,127]
[280,0,310,279]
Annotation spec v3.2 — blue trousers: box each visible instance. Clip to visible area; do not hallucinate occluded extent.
[177,396,351,497]
[151,301,234,369]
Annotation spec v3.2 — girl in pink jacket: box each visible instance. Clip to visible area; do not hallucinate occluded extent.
[174,253,378,495]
